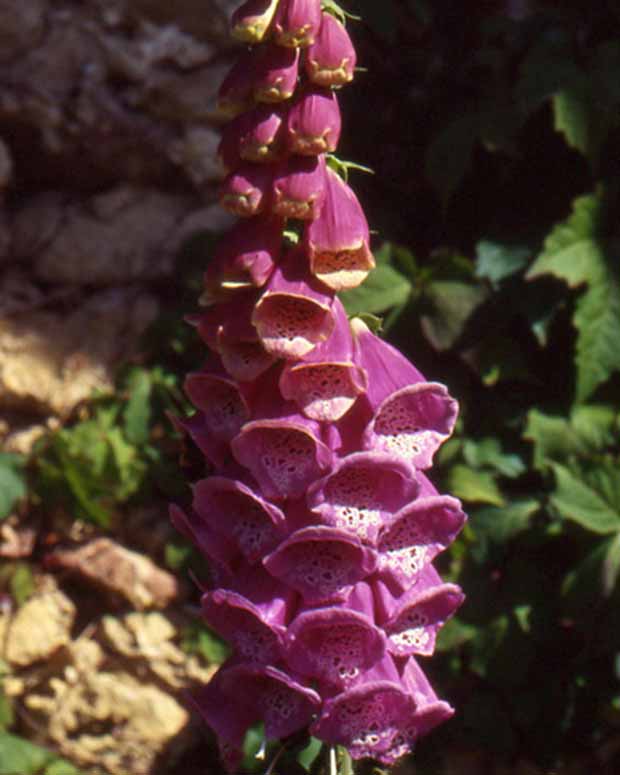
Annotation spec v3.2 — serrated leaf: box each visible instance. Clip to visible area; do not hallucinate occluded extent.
[527,193,620,401]
[123,370,153,445]
[446,465,505,506]
[553,81,597,161]
[473,499,539,544]
[550,462,620,534]
[525,405,618,470]
[421,281,487,351]
[425,115,478,205]
[475,240,530,284]
[603,532,620,596]
[0,455,26,521]
[463,438,526,478]
[339,263,411,316]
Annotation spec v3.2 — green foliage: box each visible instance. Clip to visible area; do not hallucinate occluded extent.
[0,733,82,775]
[528,192,620,402]
[35,367,185,526]
[0,454,26,521]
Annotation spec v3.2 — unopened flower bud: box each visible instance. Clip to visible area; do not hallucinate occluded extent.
[286,87,342,155]
[219,164,273,217]
[254,44,300,103]
[272,155,327,220]
[231,0,280,43]
[273,0,322,48]
[305,12,357,87]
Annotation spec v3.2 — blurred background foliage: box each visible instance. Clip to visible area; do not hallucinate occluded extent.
[1,0,620,772]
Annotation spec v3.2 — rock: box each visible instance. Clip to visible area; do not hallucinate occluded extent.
[0,0,47,64]
[1,578,75,666]
[48,537,181,609]
[26,667,190,775]
[0,286,158,415]
[27,187,191,285]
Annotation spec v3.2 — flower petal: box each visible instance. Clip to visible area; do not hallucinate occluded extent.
[264,525,377,604]
[307,451,418,544]
[377,495,467,591]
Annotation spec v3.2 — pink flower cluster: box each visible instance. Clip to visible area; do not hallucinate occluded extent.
[171,1,466,770]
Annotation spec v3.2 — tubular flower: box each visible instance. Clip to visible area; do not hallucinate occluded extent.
[254,43,301,103]
[286,86,342,155]
[272,0,322,48]
[305,166,375,290]
[305,11,357,87]
[172,2,466,771]
[231,0,281,43]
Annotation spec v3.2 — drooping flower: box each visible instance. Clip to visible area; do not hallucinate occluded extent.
[279,298,367,421]
[173,3,465,770]
[305,12,357,87]
[254,44,301,103]
[219,104,286,169]
[272,0,322,48]
[351,317,459,469]
[286,86,342,155]
[305,166,375,290]
[272,154,327,220]
[204,215,283,296]
[252,248,336,359]
[219,163,274,217]
[231,0,281,43]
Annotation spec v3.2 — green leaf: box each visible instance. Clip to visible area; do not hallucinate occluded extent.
[527,193,620,401]
[9,563,34,607]
[553,80,597,161]
[445,465,505,506]
[524,405,618,470]
[475,240,530,284]
[420,280,487,351]
[297,738,323,772]
[44,762,81,775]
[123,369,153,445]
[603,532,620,596]
[182,624,230,664]
[463,438,526,478]
[0,454,26,521]
[425,115,478,205]
[0,733,53,775]
[550,462,620,534]
[339,263,411,316]
[473,499,539,544]
[0,689,13,731]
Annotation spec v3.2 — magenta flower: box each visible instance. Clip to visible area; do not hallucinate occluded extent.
[217,50,256,118]
[263,525,378,604]
[272,154,327,220]
[231,0,281,43]
[305,12,357,87]
[254,44,300,103]
[252,249,336,358]
[286,86,342,155]
[305,166,375,290]
[172,4,466,771]
[219,163,274,217]
[272,0,322,48]
[306,451,419,543]
[279,298,367,421]
[351,317,459,468]
[219,104,286,169]
[204,215,283,295]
